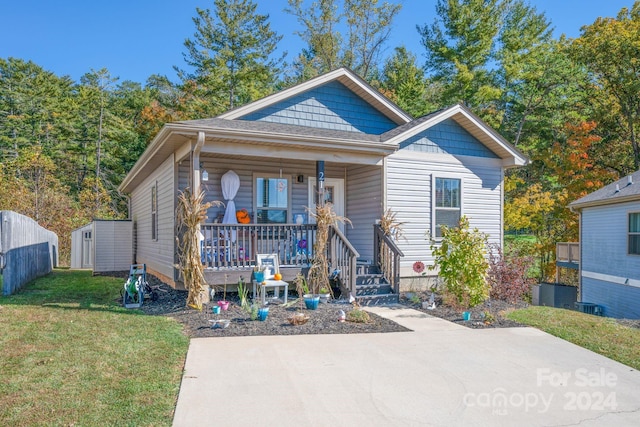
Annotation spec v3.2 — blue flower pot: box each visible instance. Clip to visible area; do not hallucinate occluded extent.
[254,271,265,283]
[258,307,269,321]
[304,295,320,310]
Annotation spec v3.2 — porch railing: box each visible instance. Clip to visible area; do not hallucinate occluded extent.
[200,223,317,269]
[373,224,404,295]
[556,242,580,264]
[327,225,359,299]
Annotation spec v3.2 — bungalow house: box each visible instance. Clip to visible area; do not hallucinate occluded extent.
[118,68,526,304]
[569,170,640,319]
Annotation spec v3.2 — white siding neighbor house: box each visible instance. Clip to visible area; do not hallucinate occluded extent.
[570,170,640,319]
[118,68,527,303]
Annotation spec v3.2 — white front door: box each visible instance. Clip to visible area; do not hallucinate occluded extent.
[308,177,345,233]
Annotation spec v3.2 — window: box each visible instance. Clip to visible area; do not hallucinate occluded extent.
[433,177,461,238]
[255,176,289,223]
[151,182,158,241]
[629,213,640,254]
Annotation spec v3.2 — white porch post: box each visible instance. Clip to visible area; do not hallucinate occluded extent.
[192,131,205,194]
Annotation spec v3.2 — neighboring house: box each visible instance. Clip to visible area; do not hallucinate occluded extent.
[118,68,526,303]
[569,170,640,319]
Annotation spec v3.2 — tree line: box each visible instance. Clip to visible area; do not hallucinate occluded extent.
[1,0,639,275]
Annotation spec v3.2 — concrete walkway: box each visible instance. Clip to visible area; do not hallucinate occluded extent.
[173,307,640,426]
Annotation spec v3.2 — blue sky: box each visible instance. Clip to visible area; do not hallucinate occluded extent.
[1,0,634,84]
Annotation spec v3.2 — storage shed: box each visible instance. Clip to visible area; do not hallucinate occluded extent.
[71,220,133,273]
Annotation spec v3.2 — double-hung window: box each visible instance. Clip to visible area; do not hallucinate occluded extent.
[629,212,640,255]
[433,177,461,238]
[255,175,289,223]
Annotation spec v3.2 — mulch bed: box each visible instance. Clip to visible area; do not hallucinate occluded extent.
[115,273,410,338]
[400,291,529,329]
[107,272,640,336]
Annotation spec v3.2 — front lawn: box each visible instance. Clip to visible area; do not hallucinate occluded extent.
[507,306,640,370]
[0,269,189,426]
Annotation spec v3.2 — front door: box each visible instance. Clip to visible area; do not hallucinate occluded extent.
[308,177,345,233]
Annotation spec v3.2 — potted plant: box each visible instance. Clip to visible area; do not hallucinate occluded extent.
[217,274,230,311]
[319,286,331,303]
[294,273,319,310]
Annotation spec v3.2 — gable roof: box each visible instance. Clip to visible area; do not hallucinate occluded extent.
[218,67,413,125]
[570,170,640,210]
[381,104,528,167]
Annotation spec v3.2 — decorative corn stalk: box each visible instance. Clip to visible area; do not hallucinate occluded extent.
[175,188,221,310]
[379,208,405,277]
[306,203,351,295]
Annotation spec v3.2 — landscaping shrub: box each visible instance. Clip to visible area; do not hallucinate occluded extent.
[430,216,489,308]
[487,243,536,303]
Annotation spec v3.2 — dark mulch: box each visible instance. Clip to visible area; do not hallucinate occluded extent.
[399,290,529,329]
[108,272,640,335]
[112,273,410,338]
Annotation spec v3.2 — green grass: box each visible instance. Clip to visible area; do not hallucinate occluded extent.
[0,269,189,427]
[507,306,640,370]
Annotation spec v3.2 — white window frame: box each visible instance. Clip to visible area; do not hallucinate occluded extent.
[151,181,158,241]
[628,212,640,255]
[253,173,291,224]
[431,175,463,240]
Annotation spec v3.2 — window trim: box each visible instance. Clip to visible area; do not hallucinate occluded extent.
[431,175,463,240]
[253,173,291,224]
[628,212,640,255]
[151,181,158,241]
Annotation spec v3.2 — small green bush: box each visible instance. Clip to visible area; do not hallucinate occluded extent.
[430,216,489,309]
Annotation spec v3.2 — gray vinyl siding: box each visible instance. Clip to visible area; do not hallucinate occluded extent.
[198,157,347,224]
[92,220,133,273]
[582,276,640,318]
[581,202,640,276]
[346,165,383,261]
[239,81,397,135]
[386,153,503,276]
[131,154,175,280]
[580,201,640,318]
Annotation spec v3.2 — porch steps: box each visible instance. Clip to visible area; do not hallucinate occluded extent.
[354,265,399,306]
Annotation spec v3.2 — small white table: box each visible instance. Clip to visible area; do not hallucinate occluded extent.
[252,279,289,305]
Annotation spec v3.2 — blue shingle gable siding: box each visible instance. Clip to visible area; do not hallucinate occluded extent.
[399,119,499,158]
[239,81,397,135]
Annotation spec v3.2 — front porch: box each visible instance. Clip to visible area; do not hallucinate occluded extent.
[198,223,403,305]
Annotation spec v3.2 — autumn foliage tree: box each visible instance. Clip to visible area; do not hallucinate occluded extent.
[506,121,617,280]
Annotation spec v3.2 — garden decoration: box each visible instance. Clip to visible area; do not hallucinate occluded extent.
[175,188,221,310]
[217,274,230,311]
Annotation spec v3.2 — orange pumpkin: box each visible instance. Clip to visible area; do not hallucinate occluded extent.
[274,273,282,281]
[236,209,251,224]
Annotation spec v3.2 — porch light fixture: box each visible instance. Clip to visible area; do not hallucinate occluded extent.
[200,163,209,182]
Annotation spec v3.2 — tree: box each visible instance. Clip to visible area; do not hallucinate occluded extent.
[378,46,437,117]
[285,0,402,81]
[571,2,640,171]
[418,0,506,110]
[177,0,284,115]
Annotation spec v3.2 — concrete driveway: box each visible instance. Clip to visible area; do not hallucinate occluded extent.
[173,307,640,426]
